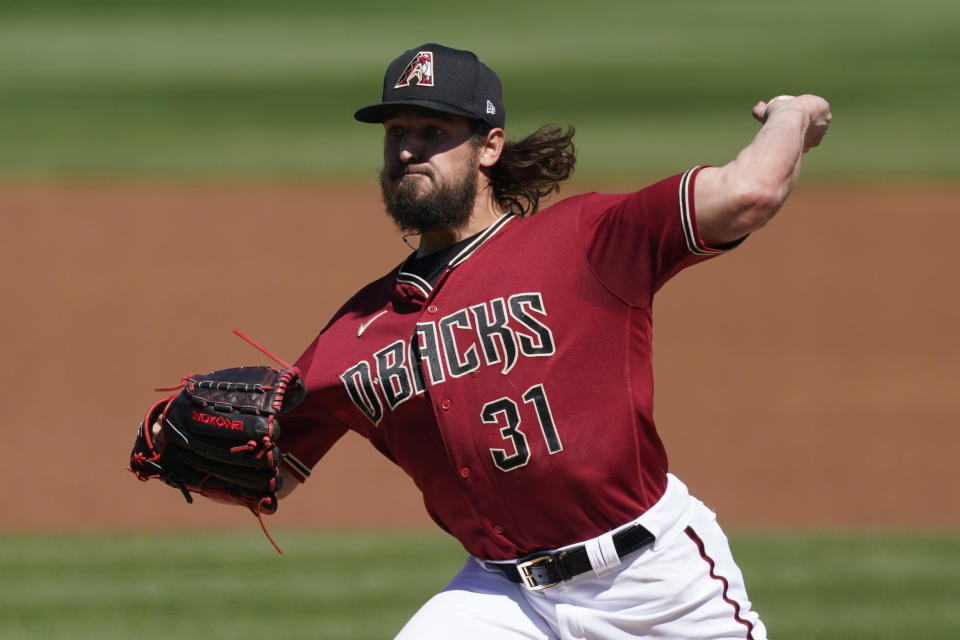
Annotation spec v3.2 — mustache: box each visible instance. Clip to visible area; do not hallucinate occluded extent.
[388,165,434,180]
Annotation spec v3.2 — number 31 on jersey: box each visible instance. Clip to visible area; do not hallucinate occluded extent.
[481,383,563,471]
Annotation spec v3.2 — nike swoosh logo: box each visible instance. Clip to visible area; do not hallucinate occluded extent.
[357,310,388,337]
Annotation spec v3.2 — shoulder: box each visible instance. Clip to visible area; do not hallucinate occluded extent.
[292,264,400,371]
[532,191,622,217]
[507,191,624,232]
[526,174,691,223]
[302,264,402,345]
[326,265,401,325]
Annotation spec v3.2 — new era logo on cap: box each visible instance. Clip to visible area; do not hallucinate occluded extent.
[486,99,496,115]
[394,51,434,89]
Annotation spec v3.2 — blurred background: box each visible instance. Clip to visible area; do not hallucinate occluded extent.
[1,1,958,638]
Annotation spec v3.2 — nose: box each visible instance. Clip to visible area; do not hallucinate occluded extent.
[397,133,423,164]
[399,146,418,164]
[389,128,430,165]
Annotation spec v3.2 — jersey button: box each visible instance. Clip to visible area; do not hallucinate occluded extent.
[492,524,504,535]
[441,399,451,410]
[459,467,471,479]
[427,304,438,314]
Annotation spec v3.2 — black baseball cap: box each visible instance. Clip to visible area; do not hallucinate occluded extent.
[354,43,506,129]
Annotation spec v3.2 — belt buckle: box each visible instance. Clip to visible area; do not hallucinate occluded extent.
[516,554,560,591]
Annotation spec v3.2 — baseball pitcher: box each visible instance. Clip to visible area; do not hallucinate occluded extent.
[130,43,831,639]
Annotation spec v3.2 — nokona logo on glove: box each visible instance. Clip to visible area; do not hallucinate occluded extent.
[192,410,244,431]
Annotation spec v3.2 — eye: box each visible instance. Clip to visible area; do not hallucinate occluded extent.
[424,126,445,139]
[385,125,404,139]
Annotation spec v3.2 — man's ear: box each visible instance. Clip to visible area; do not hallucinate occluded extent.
[478,128,505,168]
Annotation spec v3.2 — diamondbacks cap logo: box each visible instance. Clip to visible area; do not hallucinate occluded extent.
[394,51,434,88]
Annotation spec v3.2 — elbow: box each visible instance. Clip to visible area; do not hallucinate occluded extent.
[695,166,794,246]
[728,183,788,236]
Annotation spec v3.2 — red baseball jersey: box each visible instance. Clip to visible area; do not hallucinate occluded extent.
[282,166,731,560]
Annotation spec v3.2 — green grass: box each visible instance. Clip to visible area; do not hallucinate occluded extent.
[0,0,957,180]
[732,531,960,639]
[0,531,466,640]
[1,530,957,639]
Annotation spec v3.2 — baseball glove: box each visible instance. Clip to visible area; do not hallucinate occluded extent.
[129,364,305,550]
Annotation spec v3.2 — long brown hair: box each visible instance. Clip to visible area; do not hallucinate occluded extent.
[475,123,577,216]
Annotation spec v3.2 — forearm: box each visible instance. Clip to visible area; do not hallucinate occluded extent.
[696,94,831,245]
[730,100,809,205]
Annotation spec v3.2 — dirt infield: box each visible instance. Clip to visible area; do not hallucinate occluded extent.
[2,181,957,533]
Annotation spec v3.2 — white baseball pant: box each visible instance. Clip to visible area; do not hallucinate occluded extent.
[395,474,768,640]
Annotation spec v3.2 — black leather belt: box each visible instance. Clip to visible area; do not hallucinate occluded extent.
[484,523,655,591]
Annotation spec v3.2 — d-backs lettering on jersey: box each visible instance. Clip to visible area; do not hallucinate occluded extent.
[339,292,555,424]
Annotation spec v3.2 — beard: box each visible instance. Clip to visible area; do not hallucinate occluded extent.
[380,162,478,234]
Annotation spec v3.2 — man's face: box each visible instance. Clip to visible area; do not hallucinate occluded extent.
[379,108,481,234]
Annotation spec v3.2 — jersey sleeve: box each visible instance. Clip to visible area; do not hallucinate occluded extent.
[579,165,734,306]
[277,336,350,484]
[279,410,348,484]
